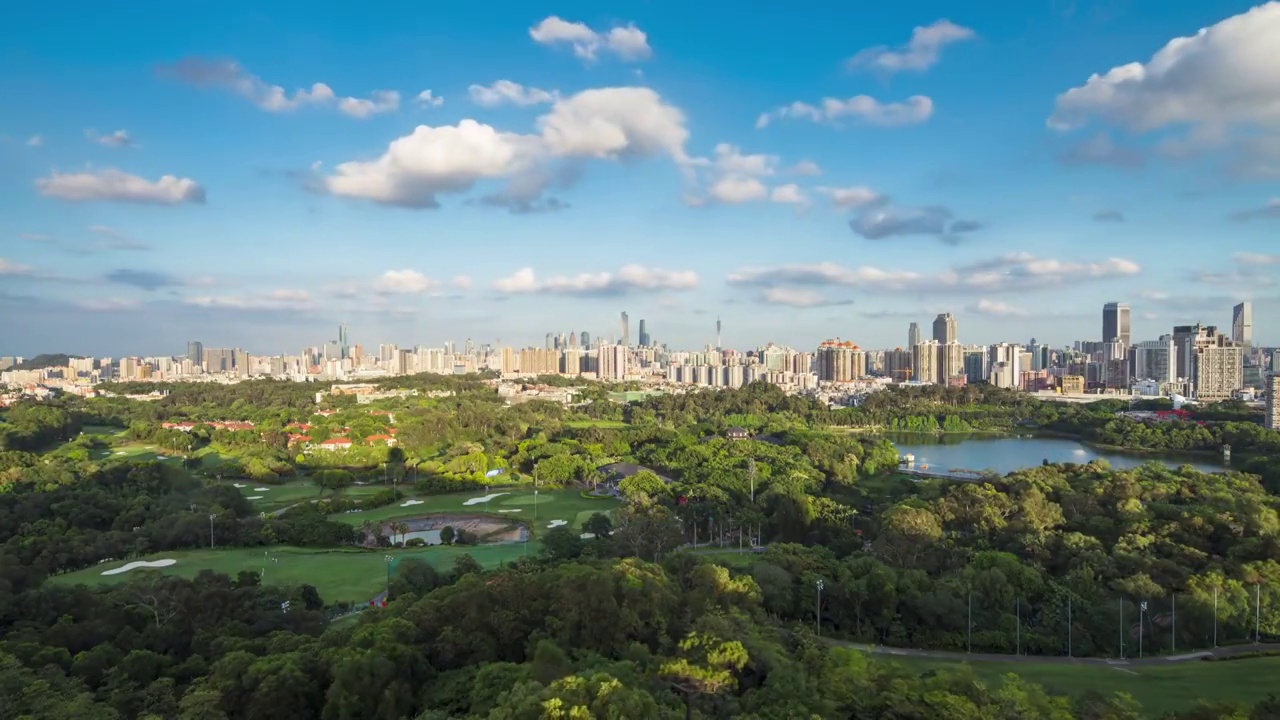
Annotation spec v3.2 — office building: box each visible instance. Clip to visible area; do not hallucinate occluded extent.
[338,324,350,359]
[1132,336,1176,384]
[932,313,957,345]
[598,344,628,380]
[1189,328,1243,402]
[619,312,630,347]
[1172,324,1207,381]
[963,348,987,384]
[1103,302,1130,346]
[1233,302,1253,350]
[1267,374,1280,431]
[908,322,922,349]
[638,319,651,348]
[580,331,591,350]
[186,341,203,368]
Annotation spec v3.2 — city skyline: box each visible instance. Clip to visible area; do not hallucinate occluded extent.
[3,1,1280,354]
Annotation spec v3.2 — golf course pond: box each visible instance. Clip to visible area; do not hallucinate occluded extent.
[886,433,1227,475]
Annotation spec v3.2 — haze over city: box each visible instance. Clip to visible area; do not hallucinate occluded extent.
[3,1,1280,356]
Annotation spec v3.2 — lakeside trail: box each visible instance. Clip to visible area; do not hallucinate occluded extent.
[826,638,1280,667]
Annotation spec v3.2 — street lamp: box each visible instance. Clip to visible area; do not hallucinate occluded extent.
[816,578,824,637]
[384,555,394,598]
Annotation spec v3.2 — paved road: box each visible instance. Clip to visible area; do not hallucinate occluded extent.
[827,638,1280,667]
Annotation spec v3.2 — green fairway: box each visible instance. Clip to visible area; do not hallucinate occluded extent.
[53,544,533,605]
[91,443,163,461]
[334,488,620,533]
[876,653,1280,715]
[218,479,321,513]
[565,419,630,429]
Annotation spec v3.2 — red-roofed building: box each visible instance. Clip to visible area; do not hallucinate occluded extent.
[317,437,352,450]
[365,434,397,447]
[315,410,338,417]
[162,422,197,432]
[288,434,312,446]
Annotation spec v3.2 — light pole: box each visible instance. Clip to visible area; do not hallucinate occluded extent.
[208,513,215,549]
[1171,594,1176,654]
[1139,601,1146,659]
[816,579,824,637]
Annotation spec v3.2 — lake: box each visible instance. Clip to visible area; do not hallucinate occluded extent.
[886,434,1227,475]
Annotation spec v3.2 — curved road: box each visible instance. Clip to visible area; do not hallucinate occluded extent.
[827,638,1280,667]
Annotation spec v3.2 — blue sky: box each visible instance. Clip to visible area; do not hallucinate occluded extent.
[2,0,1278,356]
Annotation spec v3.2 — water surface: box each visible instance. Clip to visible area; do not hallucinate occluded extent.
[886,434,1226,475]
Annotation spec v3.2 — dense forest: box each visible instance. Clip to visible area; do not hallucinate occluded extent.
[2,378,1280,717]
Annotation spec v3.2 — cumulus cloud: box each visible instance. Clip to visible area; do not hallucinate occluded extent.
[819,185,886,209]
[1048,4,1280,133]
[338,90,400,118]
[452,275,473,289]
[86,129,135,147]
[529,16,652,62]
[788,160,822,176]
[968,299,1028,317]
[847,19,976,75]
[415,90,444,108]
[849,204,981,242]
[374,269,437,294]
[36,169,205,205]
[1229,198,1280,221]
[160,57,399,119]
[727,253,1140,294]
[1058,132,1144,168]
[493,264,697,296]
[686,143,808,206]
[1092,209,1126,222]
[469,80,557,107]
[708,176,768,203]
[761,287,849,308]
[1235,251,1280,264]
[756,95,933,129]
[323,87,690,209]
[88,225,151,251]
[769,184,808,205]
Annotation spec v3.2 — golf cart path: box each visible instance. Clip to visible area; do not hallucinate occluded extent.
[829,639,1280,667]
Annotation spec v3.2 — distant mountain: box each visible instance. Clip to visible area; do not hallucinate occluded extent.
[12,354,85,370]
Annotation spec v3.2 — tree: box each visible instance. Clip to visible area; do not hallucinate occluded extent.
[583,512,613,539]
[541,527,585,562]
[660,631,749,720]
[439,526,456,546]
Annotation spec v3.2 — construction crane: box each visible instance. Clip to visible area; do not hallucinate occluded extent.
[893,369,912,382]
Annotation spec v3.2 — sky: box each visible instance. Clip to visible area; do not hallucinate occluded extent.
[2,0,1279,357]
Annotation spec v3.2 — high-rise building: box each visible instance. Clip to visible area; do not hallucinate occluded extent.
[1233,302,1253,350]
[1266,373,1280,431]
[338,324,350,359]
[963,348,987,384]
[619,312,630,347]
[598,344,628,380]
[816,340,865,383]
[1102,302,1131,346]
[884,348,913,381]
[932,313,957,345]
[186,341,203,367]
[545,333,554,350]
[908,322,922,348]
[638,319,651,348]
[937,342,964,384]
[912,341,938,384]
[1133,336,1176,385]
[568,331,577,348]
[1189,327,1243,402]
[716,317,722,349]
[580,331,591,349]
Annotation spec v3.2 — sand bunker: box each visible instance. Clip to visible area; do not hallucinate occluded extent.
[400,499,424,507]
[547,520,567,528]
[101,559,177,576]
[247,496,263,500]
[254,487,270,492]
[498,509,522,513]
[233,483,246,488]
[463,492,508,506]
[580,532,596,539]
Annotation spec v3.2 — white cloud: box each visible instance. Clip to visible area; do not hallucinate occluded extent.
[787,160,822,176]
[850,205,981,241]
[728,253,1141,294]
[770,183,808,205]
[847,19,976,74]
[969,299,1029,317]
[338,90,400,118]
[529,16,652,62]
[451,274,473,289]
[36,169,205,205]
[762,287,834,308]
[78,298,141,312]
[689,143,807,206]
[820,185,886,209]
[468,80,557,108]
[493,264,697,296]
[86,129,134,147]
[26,135,42,147]
[1048,4,1280,133]
[708,176,768,203]
[0,258,35,275]
[374,269,437,294]
[323,86,690,209]
[756,95,933,128]
[1235,251,1280,265]
[183,289,313,311]
[415,90,444,108]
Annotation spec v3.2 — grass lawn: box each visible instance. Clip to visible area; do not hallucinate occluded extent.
[215,479,323,513]
[81,424,126,436]
[52,544,534,605]
[876,654,1280,715]
[686,549,761,568]
[333,487,620,534]
[564,420,630,429]
[90,443,164,461]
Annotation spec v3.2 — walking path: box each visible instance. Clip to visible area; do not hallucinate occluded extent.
[828,638,1280,667]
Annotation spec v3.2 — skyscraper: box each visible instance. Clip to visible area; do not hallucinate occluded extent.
[338,324,349,358]
[716,317,722,349]
[1266,373,1280,431]
[908,322,922,348]
[620,311,630,347]
[1102,302,1130,346]
[580,331,591,349]
[1232,302,1253,350]
[638,319,650,347]
[186,341,203,366]
[932,313,957,344]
